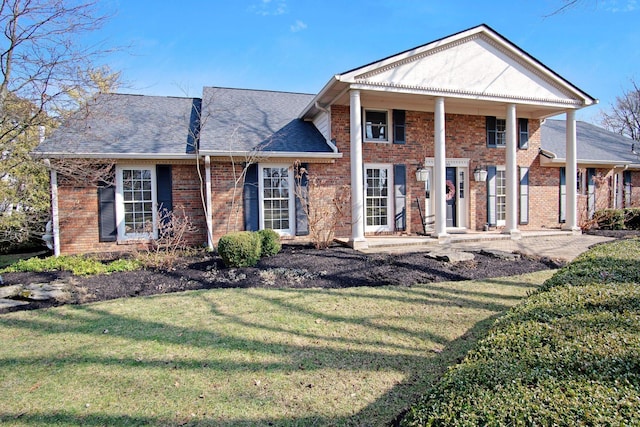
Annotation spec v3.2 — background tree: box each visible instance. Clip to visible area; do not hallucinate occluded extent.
[0,0,116,252]
[601,79,640,142]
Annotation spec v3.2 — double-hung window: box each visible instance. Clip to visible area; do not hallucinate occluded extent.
[364,110,389,142]
[487,116,529,148]
[487,117,506,147]
[259,165,294,235]
[116,166,157,240]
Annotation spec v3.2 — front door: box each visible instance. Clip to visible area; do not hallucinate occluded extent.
[445,167,456,227]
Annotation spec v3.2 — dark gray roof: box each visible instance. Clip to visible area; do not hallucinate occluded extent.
[35,93,200,157]
[199,87,331,153]
[541,119,638,164]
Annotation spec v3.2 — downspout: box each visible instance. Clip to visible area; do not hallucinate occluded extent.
[43,159,61,257]
[205,155,213,250]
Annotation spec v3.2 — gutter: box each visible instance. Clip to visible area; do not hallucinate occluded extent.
[35,150,343,161]
[298,75,340,119]
[32,152,199,160]
[199,150,343,160]
[539,148,638,168]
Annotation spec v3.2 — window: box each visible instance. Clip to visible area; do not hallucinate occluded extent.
[496,167,506,225]
[364,110,388,142]
[487,117,529,148]
[259,165,294,235]
[116,166,157,239]
[486,117,506,147]
[365,164,393,232]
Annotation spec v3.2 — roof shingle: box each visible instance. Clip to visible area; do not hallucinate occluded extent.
[35,93,200,156]
[198,87,331,153]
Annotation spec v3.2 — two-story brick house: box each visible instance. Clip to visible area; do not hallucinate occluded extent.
[36,24,639,256]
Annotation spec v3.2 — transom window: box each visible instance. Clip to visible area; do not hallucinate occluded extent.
[116,166,157,239]
[364,110,388,142]
[259,165,294,235]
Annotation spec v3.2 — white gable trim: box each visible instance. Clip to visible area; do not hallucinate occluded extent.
[350,32,588,107]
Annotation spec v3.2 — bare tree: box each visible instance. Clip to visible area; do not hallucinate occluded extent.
[0,0,116,250]
[601,79,640,142]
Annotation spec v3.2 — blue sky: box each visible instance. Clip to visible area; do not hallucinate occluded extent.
[91,0,639,123]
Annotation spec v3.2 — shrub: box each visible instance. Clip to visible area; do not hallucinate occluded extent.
[401,238,640,427]
[625,208,640,230]
[0,254,141,276]
[217,231,262,268]
[257,229,281,257]
[594,208,626,230]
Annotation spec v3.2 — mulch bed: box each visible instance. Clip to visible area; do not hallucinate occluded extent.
[1,243,564,314]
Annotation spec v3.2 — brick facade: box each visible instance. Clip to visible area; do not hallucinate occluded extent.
[56,163,207,255]
[54,114,640,255]
[322,105,565,236]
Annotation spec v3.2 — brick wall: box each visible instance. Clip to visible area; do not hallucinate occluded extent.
[57,163,207,255]
[56,115,637,254]
[325,105,564,236]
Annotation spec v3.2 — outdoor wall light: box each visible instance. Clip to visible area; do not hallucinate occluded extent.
[415,168,429,182]
[473,166,488,182]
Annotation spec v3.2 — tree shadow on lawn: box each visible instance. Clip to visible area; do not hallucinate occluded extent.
[0,275,542,426]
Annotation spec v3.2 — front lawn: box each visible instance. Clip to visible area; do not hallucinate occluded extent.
[0,271,551,426]
[402,238,640,426]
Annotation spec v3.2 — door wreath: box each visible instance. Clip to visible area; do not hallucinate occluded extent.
[445,180,456,200]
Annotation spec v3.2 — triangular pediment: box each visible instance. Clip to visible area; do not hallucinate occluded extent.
[340,26,592,107]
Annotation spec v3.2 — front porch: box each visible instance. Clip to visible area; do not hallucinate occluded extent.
[336,229,606,262]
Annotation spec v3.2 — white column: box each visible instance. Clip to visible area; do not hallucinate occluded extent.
[504,103,520,238]
[564,109,580,233]
[349,89,367,248]
[205,155,214,251]
[432,96,448,240]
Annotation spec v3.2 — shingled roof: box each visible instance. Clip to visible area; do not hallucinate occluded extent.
[540,119,639,166]
[198,87,332,154]
[35,93,201,158]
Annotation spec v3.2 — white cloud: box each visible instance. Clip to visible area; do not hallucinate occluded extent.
[251,0,287,16]
[602,0,637,12]
[290,20,307,33]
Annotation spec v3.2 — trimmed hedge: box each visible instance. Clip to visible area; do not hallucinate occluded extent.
[257,229,281,257]
[401,238,640,427]
[217,231,262,268]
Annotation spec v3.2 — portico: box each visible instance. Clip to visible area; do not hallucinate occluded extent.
[316,26,593,248]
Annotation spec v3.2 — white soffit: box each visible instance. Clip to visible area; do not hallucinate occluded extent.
[346,32,587,107]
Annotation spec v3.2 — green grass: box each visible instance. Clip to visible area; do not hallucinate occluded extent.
[402,238,640,426]
[0,254,141,276]
[0,271,552,426]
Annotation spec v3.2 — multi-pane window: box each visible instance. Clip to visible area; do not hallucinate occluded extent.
[487,117,528,147]
[365,167,390,230]
[118,167,156,238]
[495,119,506,146]
[496,168,506,224]
[364,110,388,142]
[260,166,293,234]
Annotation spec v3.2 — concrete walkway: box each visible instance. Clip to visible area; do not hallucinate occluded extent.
[348,231,615,261]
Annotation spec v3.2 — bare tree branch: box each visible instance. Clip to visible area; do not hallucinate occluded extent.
[601,78,640,142]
